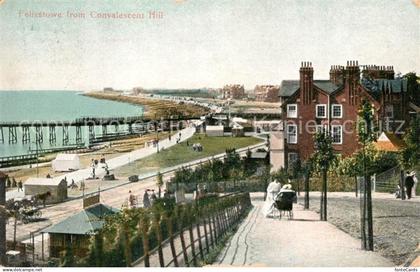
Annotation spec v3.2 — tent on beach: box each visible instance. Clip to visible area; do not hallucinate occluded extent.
[52,153,81,172]
[24,177,68,204]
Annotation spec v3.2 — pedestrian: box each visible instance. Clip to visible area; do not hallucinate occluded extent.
[17,181,23,192]
[405,171,415,199]
[150,191,157,205]
[46,173,51,178]
[129,190,136,208]
[100,154,106,164]
[91,159,96,178]
[412,171,418,197]
[143,190,151,208]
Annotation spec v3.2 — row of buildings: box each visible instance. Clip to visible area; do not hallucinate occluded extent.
[270,60,419,170]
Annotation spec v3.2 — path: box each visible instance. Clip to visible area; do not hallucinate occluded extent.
[216,193,393,267]
[6,121,200,200]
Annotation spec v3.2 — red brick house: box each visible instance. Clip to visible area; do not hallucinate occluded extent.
[278,61,413,166]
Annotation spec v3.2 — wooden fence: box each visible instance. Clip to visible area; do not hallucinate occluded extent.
[130,192,252,267]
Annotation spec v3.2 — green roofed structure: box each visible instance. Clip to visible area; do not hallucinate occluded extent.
[42,200,119,258]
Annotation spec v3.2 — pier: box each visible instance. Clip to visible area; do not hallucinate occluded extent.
[0,116,194,146]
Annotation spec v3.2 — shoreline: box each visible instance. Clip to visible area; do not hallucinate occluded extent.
[83,91,208,119]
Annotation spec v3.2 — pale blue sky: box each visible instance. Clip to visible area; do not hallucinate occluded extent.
[0,0,419,90]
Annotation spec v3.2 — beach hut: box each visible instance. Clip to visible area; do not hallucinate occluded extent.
[231,123,244,137]
[42,202,118,258]
[24,178,67,204]
[52,154,80,172]
[206,125,224,137]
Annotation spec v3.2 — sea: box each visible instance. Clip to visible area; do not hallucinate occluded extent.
[0,91,144,157]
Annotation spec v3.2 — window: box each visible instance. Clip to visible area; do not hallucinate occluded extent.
[332,104,343,118]
[288,152,299,168]
[286,124,298,144]
[331,125,343,144]
[385,105,394,118]
[287,104,298,118]
[316,104,327,118]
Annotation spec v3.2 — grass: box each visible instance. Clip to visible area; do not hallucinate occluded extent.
[114,134,263,177]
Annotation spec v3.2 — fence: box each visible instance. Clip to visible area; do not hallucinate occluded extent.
[130,192,251,267]
[374,166,401,193]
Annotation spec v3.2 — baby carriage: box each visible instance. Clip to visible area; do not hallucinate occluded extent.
[274,191,297,219]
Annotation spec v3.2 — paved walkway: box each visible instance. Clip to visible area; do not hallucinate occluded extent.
[216,193,393,267]
[6,121,201,200]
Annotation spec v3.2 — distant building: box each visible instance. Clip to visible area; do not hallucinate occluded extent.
[132,87,144,95]
[222,84,245,99]
[103,87,114,92]
[254,85,280,102]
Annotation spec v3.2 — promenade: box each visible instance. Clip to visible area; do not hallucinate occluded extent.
[6,121,200,200]
[216,193,393,267]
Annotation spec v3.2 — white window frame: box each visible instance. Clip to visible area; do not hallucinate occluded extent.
[286,124,298,144]
[331,125,343,144]
[332,104,343,118]
[316,104,327,118]
[287,104,298,118]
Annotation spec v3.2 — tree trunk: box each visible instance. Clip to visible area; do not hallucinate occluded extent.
[355,176,358,197]
[360,177,367,250]
[304,173,309,209]
[400,170,406,200]
[366,174,374,251]
[323,170,327,221]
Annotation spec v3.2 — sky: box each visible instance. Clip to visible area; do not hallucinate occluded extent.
[0,0,419,90]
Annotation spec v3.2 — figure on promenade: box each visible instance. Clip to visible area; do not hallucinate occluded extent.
[262,179,281,217]
[143,190,151,208]
[412,171,418,197]
[405,172,415,200]
[129,190,136,208]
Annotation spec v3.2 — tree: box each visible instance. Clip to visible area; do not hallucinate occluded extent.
[156,172,164,198]
[399,116,420,170]
[310,130,336,221]
[357,99,377,251]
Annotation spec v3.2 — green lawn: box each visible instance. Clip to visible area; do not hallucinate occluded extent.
[114,134,263,177]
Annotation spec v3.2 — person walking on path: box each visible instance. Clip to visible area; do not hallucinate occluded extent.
[129,190,136,208]
[405,172,415,199]
[262,179,281,217]
[412,171,418,197]
[17,181,23,192]
[143,190,151,208]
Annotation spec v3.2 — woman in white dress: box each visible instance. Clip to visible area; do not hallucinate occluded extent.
[262,179,282,217]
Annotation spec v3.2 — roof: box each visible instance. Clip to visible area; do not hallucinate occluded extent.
[362,78,408,98]
[24,177,66,186]
[279,80,300,97]
[42,204,119,235]
[279,80,341,97]
[313,80,342,94]
[55,153,79,161]
[374,132,406,152]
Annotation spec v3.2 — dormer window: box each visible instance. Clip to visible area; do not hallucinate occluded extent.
[287,104,298,118]
[316,104,327,118]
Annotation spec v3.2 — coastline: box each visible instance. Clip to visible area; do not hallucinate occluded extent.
[83,91,208,119]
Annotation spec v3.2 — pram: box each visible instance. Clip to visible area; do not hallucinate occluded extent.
[274,191,296,219]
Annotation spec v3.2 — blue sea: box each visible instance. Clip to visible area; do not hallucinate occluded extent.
[0,91,143,157]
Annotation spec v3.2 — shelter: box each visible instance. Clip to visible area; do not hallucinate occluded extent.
[24,178,67,204]
[206,125,224,137]
[374,132,406,152]
[42,202,119,258]
[52,154,80,172]
[231,123,244,137]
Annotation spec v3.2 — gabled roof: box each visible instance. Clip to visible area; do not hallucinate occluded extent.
[25,177,66,186]
[279,80,299,97]
[313,80,342,94]
[279,80,342,98]
[42,204,119,235]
